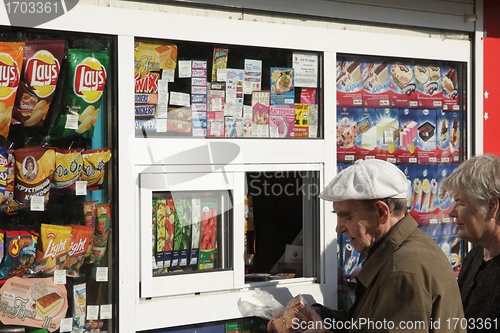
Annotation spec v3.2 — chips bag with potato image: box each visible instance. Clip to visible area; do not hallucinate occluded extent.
[0,42,25,139]
[50,48,109,139]
[8,146,55,212]
[12,40,66,128]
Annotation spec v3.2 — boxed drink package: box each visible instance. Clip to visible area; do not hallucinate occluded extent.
[416,108,438,163]
[362,59,391,108]
[414,63,443,109]
[389,61,417,108]
[336,58,363,107]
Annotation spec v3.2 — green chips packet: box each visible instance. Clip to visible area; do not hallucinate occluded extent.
[50,49,109,139]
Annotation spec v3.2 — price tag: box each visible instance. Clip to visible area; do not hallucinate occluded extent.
[96,267,108,282]
[100,304,112,319]
[86,305,99,320]
[75,181,88,196]
[65,114,79,130]
[54,270,66,285]
[59,318,73,332]
[30,196,45,211]
[156,118,167,133]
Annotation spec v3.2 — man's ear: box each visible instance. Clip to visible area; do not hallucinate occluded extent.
[374,200,390,224]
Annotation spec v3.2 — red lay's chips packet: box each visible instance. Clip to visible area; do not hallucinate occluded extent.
[13,40,66,127]
[52,148,84,191]
[9,146,55,212]
[0,42,24,139]
[50,48,109,139]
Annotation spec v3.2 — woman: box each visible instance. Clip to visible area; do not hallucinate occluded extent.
[442,154,500,332]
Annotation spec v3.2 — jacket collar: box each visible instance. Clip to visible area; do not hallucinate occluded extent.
[356,214,418,287]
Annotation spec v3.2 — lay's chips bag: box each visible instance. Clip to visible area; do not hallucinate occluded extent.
[50,49,109,139]
[13,40,66,127]
[0,42,24,139]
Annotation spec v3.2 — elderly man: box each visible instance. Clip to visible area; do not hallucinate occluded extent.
[306,159,466,333]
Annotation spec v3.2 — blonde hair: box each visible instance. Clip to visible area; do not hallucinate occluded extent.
[442,154,500,212]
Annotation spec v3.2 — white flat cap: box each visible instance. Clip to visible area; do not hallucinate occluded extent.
[319,159,408,202]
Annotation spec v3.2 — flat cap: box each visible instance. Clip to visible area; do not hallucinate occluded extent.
[319,159,408,202]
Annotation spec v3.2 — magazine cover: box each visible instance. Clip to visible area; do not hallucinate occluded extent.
[270,67,294,105]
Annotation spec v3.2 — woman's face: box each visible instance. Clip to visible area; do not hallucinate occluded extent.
[449,193,491,244]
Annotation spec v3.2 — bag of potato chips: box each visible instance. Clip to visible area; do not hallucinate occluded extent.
[50,49,109,139]
[0,42,24,139]
[8,146,55,212]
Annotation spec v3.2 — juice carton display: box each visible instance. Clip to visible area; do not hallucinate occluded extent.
[373,108,399,162]
[354,108,376,161]
[362,59,391,108]
[337,107,359,162]
[441,66,460,111]
[410,163,439,225]
[389,61,417,108]
[414,63,443,109]
[198,197,218,270]
[336,58,363,107]
[416,108,438,163]
[396,108,418,164]
[436,110,461,163]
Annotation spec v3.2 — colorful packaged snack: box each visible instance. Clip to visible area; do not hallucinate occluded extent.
[95,202,111,236]
[0,42,24,139]
[51,147,84,191]
[85,229,109,264]
[0,230,38,279]
[34,224,72,273]
[50,49,109,138]
[0,146,15,212]
[198,197,218,270]
[9,146,55,212]
[63,225,93,275]
[13,40,66,127]
[80,148,111,190]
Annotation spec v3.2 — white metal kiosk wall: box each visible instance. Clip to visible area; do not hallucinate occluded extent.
[0,1,474,332]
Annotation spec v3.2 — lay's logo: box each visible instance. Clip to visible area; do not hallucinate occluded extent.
[74,57,107,103]
[26,50,61,98]
[0,53,20,99]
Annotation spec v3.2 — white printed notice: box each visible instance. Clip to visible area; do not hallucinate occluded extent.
[293,52,318,87]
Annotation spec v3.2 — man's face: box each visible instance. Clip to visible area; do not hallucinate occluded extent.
[449,193,491,243]
[333,200,382,253]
